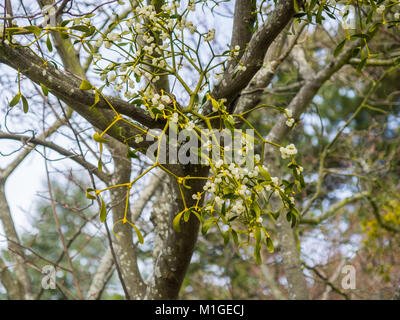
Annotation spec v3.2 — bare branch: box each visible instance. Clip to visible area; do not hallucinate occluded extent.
[233,21,307,116]
[0,130,110,183]
[0,44,162,137]
[229,0,257,61]
[301,191,370,225]
[86,248,114,300]
[0,182,33,299]
[304,263,350,300]
[211,0,299,106]
[0,256,24,299]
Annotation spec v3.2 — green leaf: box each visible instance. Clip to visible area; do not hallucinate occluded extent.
[21,95,29,113]
[224,119,235,133]
[223,187,234,196]
[370,22,382,33]
[291,214,297,228]
[24,25,41,37]
[293,12,307,18]
[184,209,191,222]
[126,148,139,159]
[309,0,317,10]
[131,223,144,244]
[99,196,107,222]
[131,99,144,106]
[292,206,301,219]
[334,39,347,57]
[70,25,90,33]
[9,93,21,107]
[254,226,261,246]
[356,57,367,73]
[254,243,262,265]
[201,218,214,235]
[90,90,100,109]
[98,157,103,172]
[79,79,93,90]
[266,237,274,253]
[223,230,230,246]
[211,97,219,111]
[86,188,96,200]
[316,5,324,24]
[191,210,202,224]
[272,210,280,220]
[294,0,299,13]
[61,20,71,28]
[221,202,226,216]
[351,33,369,40]
[46,35,53,52]
[231,229,239,245]
[173,211,185,232]
[40,83,49,96]
[258,165,272,182]
[228,215,238,222]
[251,201,261,217]
[84,26,96,37]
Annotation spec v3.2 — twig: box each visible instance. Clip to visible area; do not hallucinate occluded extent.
[43,145,84,299]
[304,263,351,300]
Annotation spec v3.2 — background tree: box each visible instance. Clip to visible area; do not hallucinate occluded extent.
[0,0,399,300]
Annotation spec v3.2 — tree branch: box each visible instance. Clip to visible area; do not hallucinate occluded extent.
[0,256,24,299]
[108,141,146,299]
[233,21,307,116]
[147,165,209,299]
[0,181,33,299]
[301,191,370,225]
[0,130,110,183]
[304,263,350,300]
[211,0,299,106]
[228,0,257,64]
[86,248,114,300]
[0,43,161,139]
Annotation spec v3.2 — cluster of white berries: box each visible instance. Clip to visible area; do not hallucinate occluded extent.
[135,135,144,144]
[186,121,196,131]
[377,5,385,15]
[236,63,247,72]
[92,1,204,96]
[204,29,216,42]
[279,144,298,159]
[296,165,303,176]
[286,118,295,127]
[137,4,157,19]
[285,109,295,127]
[231,198,246,214]
[88,0,237,108]
[169,112,179,123]
[196,149,299,235]
[177,16,197,34]
[150,93,171,111]
[226,45,241,62]
[201,161,264,215]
